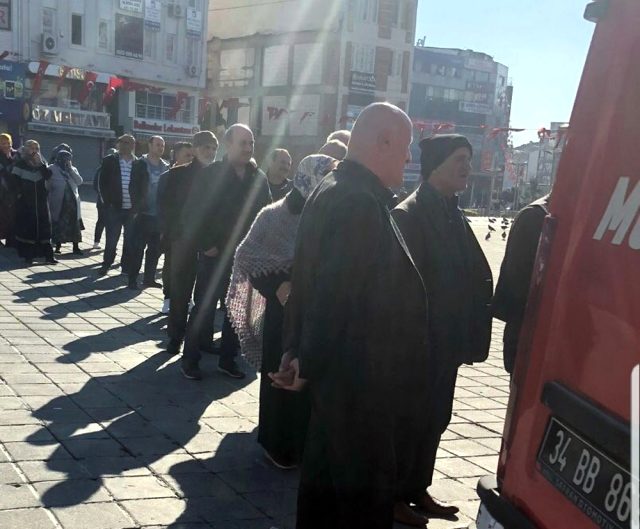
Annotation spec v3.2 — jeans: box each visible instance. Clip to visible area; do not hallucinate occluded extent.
[102,206,133,269]
[127,214,161,283]
[182,253,238,366]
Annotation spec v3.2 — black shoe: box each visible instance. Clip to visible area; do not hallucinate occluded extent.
[24,258,33,266]
[181,363,202,380]
[143,280,163,289]
[72,248,83,256]
[218,359,245,379]
[45,258,59,265]
[166,339,181,356]
[97,266,108,277]
[127,278,139,290]
[54,246,61,254]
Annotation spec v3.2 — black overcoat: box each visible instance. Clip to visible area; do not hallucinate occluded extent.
[11,159,52,245]
[285,160,431,528]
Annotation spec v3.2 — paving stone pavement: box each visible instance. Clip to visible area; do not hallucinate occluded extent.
[0,193,512,529]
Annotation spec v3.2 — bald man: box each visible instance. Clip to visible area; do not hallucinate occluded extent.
[180,124,271,380]
[271,103,430,529]
[326,129,351,146]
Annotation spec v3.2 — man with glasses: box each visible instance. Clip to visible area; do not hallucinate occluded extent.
[98,134,137,277]
[180,124,271,380]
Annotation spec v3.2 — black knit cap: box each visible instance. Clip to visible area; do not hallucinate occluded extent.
[419,134,473,180]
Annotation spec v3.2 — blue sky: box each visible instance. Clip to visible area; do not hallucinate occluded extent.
[415,0,596,145]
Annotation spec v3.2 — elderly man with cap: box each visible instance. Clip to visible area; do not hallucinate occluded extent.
[391,134,493,523]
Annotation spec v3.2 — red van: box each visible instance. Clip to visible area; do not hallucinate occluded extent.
[475,1,640,528]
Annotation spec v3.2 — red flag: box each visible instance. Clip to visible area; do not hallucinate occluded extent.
[299,111,315,123]
[0,51,9,60]
[169,91,189,119]
[102,76,123,106]
[267,107,288,120]
[32,60,49,95]
[198,96,212,122]
[78,71,97,104]
[56,66,72,93]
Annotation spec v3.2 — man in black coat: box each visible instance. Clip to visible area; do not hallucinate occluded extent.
[271,103,431,529]
[492,195,549,373]
[161,132,218,357]
[179,124,271,381]
[97,134,137,277]
[392,134,493,521]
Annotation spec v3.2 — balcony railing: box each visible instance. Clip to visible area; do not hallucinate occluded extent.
[31,105,111,130]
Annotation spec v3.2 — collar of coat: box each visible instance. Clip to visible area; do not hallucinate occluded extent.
[337,159,396,209]
[418,181,461,214]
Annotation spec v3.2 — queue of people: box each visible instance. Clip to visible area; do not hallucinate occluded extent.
[0,101,545,528]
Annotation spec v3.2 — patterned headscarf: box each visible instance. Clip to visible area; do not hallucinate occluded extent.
[293,154,337,199]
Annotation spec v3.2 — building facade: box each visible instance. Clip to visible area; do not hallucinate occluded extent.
[2,0,208,178]
[408,46,513,204]
[207,0,417,166]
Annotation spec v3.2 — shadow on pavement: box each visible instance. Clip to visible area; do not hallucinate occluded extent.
[167,429,299,528]
[26,352,257,517]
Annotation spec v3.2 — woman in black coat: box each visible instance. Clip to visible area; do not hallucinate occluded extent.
[11,140,56,265]
[0,133,18,246]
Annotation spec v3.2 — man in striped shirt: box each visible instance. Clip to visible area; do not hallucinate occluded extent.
[98,134,137,277]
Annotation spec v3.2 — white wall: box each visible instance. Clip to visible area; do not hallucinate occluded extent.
[20,0,208,89]
[208,0,344,39]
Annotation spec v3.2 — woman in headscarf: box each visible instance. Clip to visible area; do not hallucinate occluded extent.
[49,143,72,164]
[0,133,18,247]
[47,149,84,255]
[227,154,337,469]
[11,140,56,265]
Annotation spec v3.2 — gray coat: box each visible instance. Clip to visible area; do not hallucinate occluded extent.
[47,165,83,222]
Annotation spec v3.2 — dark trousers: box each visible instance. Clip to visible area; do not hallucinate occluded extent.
[297,412,394,529]
[102,206,133,268]
[127,214,161,283]
[182,254,238,366]
[167,239,198,343]
[94,200,105,243]
[162,242,171,299]
[420,365,459,490]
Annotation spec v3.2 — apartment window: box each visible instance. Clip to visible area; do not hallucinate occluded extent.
[389,52,402,77]
[0,2,11,31]
[401,1,414,30]
[166,33,177,63]
[390,0,399,27]
[71,14,83,45]
[352,43,375,74]
[135,91,193,123]
[359,0,378,22]
[98,20,109,50]
[144,28,156,59]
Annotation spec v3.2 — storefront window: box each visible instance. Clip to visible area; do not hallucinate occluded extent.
[135,91,192,123]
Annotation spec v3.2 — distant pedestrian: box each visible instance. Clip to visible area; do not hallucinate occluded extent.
[318,139,347,160]
[179,124,271,381]
[0,133,18,247]
[266,148,293,201]
[48,149,84,256]
[158,141,194,313]
[127,135,170,290]
[11,140,56,265]
[493,194,550,374]
[392,134,493,523]
[227,154,337,469]
[163,132,218,355]
[97,135,137,277]
[326,129,351,146]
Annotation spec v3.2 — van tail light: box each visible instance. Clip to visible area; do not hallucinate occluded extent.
[497,215,558,485]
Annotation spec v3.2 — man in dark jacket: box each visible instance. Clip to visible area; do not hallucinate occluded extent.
[0,132,18,247]
[492,194,550,373]
[392,134,493,521]
[271,103,431,529]
[127,135,170,290]
[97,134,137,277]
[180,124,271,381]
[162,132,218,356]
[158,141,194,314]
[265,148,293,201]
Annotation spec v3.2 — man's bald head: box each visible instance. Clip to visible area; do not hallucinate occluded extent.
[346,103,412,188]
[327,130,351,146]
[224,123,255,167]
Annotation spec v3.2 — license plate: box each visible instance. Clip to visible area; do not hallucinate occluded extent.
[537,417,632,529]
